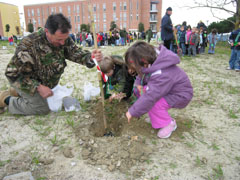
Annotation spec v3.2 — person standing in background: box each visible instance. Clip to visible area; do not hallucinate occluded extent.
[161,7,174,49]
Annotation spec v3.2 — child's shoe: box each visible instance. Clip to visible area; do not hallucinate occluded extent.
[145,116,151,123]
[157,119,177,139]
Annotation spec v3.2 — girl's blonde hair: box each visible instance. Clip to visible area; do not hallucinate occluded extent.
[99,55,125,74]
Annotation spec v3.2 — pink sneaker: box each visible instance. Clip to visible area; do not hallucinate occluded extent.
[157,119,177,139]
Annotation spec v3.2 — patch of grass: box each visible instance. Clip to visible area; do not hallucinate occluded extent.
[184,142,195,148]
[228,109,238,119]
[37,178,48,180]
[151,176,160,180]
[2,137,17,146]
[66,117,75,128]
[210,143,220,150]
[228,86,240,94]
[151,140,157,145]
[50,134,58,146]
[212,164,224,180]
[203,98,214,105]
[0,159,11,167]
[235,156,240,161]
[145,159,153,164]
[169,162,177,169]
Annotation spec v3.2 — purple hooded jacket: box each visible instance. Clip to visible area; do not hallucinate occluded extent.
[129,45,193,118]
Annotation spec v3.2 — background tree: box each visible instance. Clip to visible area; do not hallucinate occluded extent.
[187,0,239,29]
[109,21,117,31]
[15,26,20,35]
[138,22,144,32]
[5,24,10,37]
[81,23,90,32]
[208,16,236,33]
[27,22,34,33]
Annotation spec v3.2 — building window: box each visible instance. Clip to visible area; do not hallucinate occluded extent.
[103,13,106,22]
[150,24,157,31]
[51,7,55,14]
[28,9,30,17]
[93,4,96,12]
[75,16,77,23]
[76,5,79,13]
[103,23,107,32]
[151,3,157,11]
[123,22,127,28]
[32,9,34,16]
[123,13,127,21]
[37,8,40,16]
[68,6,71,14]
[77,16,80,22]
[97,4,99,11]
[113,13,116,21]
[137,0,139,10]
[38,17,41,25]
[113,2,116,11]
[120,13,122,21]
[130,1,132,10]
[103,3,106,11]
[123,2,127,11]
[94,14,97,22]
[150,14,157,21]
[68,16,71,22]
[136,14,139,20]
[78,24,80,32]
[120,2,122,11]
[130,14,132,21]
[59,6,62,13]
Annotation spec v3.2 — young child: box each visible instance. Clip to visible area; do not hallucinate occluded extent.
[98,55,135,100]
[177,25,186,56]
[208,29,218,54]
[125,41,193,138]
[228,27,240,71]
[185,25,192,55]
[188,27,198,56]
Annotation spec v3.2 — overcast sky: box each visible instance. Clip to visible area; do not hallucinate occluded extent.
[1,0,236,27]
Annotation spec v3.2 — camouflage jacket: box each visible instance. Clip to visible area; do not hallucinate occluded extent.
[5,28,95,95]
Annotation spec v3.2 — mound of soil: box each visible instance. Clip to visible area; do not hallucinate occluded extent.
[78,100,156,175]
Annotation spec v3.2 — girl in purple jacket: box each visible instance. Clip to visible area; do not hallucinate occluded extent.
[125,41,193,138]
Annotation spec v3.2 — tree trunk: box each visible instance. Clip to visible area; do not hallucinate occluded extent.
[235,0,240,29]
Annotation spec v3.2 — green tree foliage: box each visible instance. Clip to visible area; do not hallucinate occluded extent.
[138,22,144,32]
[5,24,10,37]
[110,21,117,31]
[27,22,34,33]
[208,16,236,33]
[81,24,90,32]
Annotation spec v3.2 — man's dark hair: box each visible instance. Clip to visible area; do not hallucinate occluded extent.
[45,13,71,34]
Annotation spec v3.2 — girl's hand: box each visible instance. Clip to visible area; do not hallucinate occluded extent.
[137,85,142,93]
[126,111,132,123]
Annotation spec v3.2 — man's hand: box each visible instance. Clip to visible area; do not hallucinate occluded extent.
[126,111,132,123]
[91,49,103,62]
[37,84,53,99]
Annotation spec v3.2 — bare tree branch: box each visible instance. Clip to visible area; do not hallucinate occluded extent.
[210,8,235,24]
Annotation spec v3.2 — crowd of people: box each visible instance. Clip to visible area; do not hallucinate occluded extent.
[68,27,155,47]
[161,7,219,56]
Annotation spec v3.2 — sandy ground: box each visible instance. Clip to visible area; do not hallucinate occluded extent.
[0,43,239,180]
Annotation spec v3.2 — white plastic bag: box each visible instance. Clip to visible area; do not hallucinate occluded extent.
[83,82,100,101]
[47,84,73,112]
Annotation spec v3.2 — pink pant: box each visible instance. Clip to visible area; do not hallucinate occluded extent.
[133,86,172,129]
[148,97,172,129]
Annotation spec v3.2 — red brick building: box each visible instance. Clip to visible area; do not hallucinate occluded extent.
[24,0,162,33]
